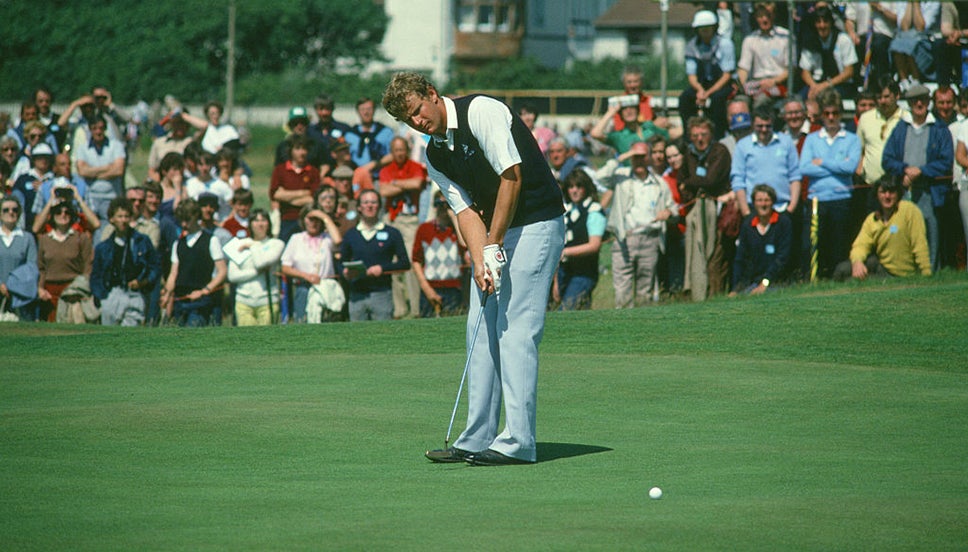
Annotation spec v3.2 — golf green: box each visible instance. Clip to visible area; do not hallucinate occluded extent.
[3,275,966,550]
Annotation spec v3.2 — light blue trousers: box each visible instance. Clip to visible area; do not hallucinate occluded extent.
[454,217,565,462]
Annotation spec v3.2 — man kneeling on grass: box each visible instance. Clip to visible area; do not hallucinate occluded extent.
[90,198,161,326]
[834,175,931,281]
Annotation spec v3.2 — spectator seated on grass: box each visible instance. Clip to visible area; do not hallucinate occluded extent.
[730,184,792,296]
[834,175,931,281]
[90,198,161,326]
[161,199,227,327]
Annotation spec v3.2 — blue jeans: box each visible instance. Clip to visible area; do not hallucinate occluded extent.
[557,268,597,310]
[348,289,393,321]
[172,295,214,327]
[453,217,565,462]
[290,283,310,323]
[419,287,463,318]
[278,219,300,244]
[908,189,939,273]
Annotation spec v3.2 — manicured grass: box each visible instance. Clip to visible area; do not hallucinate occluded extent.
[3,275,967,550]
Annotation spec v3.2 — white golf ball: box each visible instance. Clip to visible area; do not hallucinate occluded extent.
[649,486,663,500]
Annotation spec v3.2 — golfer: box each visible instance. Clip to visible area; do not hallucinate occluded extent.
[383,73,565,466]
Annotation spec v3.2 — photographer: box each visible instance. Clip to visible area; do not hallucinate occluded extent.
[32,182,100,236]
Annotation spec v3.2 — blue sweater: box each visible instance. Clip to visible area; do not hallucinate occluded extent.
[881,117,953,190]
[730,132,802,206]
[0,231,37,284]
[339,224,411,294]
[799,129,862,202]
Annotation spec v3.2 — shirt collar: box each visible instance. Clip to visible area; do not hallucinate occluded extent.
[757,26,777,38]
[753,132,779,147]
[47,227,76,239]
[356,220,385,232]
[431,96,459,151]
[88,136,109,150]
[819,126,847,141]
[901,110,937,127]
[751,210,780,227]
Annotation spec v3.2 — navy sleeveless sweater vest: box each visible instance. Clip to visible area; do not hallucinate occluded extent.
[175,232,215,296]
[425,95,564,228]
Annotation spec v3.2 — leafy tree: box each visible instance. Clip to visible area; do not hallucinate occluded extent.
[0,1,388,103]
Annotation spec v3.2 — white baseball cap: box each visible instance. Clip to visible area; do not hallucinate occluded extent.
[692,10,718,28]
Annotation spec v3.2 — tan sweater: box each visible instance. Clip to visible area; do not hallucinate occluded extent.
[37,230,92,285]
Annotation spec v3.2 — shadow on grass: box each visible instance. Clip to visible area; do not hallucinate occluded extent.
[537,442,612,463]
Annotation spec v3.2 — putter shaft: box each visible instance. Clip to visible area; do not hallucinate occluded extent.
[445,292,489,448]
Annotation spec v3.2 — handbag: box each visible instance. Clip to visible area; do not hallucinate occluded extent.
[717,198,742,239]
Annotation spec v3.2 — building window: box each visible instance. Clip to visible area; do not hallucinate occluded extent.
[456,0,519,33]
[533,0,545,28]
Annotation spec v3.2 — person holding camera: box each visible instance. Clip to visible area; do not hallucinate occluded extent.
[36,201,93,322]
[32,153,100,234]
[590,95,670,162]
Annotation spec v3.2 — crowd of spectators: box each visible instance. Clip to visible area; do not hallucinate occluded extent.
[0,1,964,325]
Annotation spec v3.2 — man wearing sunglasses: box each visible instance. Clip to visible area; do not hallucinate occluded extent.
[857,76,906,194]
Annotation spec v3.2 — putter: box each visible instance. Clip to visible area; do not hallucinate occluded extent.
[444,290,488,449]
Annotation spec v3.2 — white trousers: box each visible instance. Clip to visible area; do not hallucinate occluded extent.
[454,217,565,462]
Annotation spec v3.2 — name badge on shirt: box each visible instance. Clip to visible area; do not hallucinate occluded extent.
[889,224,898,234]
[696,167,707,177]
[765,244,775,255]
[376,231,389,241]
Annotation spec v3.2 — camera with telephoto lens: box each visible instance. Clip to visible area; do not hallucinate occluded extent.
[54,187,73,201]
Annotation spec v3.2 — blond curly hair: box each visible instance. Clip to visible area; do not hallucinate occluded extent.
[382,72,436,121]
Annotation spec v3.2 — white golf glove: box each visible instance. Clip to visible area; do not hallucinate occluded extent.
[482,244,507,293]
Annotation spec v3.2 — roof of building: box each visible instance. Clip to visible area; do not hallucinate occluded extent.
[595,0,699,29]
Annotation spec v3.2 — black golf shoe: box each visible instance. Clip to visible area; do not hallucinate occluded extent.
[464,449,534,466]
[425,447,472,463]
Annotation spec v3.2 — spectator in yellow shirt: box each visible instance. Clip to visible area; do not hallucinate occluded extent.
[835,175,931,280]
